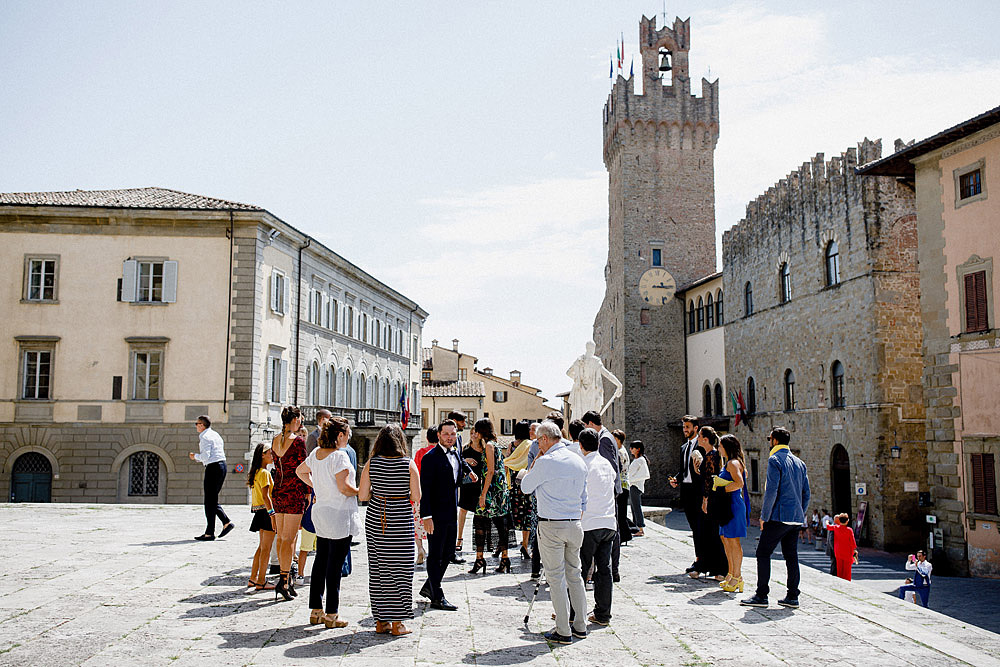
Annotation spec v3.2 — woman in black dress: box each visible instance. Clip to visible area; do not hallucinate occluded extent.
[456,435,484,555]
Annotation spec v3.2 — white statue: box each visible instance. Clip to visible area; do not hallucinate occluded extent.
[566,341,623,418]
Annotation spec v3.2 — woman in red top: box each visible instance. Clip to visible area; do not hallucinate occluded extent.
[271,406,310,600]
[825,513,858,580]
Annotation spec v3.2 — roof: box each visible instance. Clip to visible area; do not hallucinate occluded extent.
[856,104,1000,177]
[676,271,723,294]
[421,380,486,398]
[0,187,263,211]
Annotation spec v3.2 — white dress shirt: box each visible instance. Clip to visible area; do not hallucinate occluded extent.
[681,437,697,483]
[441,444,460,481]
[628,455,651,493]
[194,427,226,465]
[581,451,617,532]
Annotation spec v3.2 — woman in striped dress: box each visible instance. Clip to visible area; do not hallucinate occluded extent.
[359,423,420,636]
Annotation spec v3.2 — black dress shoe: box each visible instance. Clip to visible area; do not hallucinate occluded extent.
[684,566,697,573]
[450,555,466,564]
[543,630,572,644]
[571,627,588,639]
[194,534,215,541]
[777,597,799,609]
[219,523,235,538]
[419,581,433,600]
[740,595,769,608]
[430,598,458,611]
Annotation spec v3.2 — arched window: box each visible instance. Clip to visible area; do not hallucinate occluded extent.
[716,290,724,325]
[703,384,712,417]
[128,451,160,497]
[304,363,313,404]
[831,360,845,408]
[744,282,753,316]
[714,383,724,416]
[826,241,841,286]
[329,365,337,405]
[359,373,367,408]
[688,301,696,334]
[747,377,756,414]
[372,375,380,409]
[784,369,796,411]
[706,293,715,329]
[344,369,352,406]
[311,361,320,405]
[697,297,705,331]
[780,263,791,303]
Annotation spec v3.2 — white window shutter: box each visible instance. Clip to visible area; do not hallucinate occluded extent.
[283,278,289,316]
[279,359,288,402]
[270,273,278,313]
[162,260,178,303]
[121,260,138,302]
[266,358,274,402]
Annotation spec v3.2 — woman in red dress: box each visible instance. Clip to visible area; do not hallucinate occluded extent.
[271,405,310,600]
[825,513,858,581]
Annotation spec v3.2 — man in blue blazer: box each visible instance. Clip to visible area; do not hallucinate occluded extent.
[741,427,810,609]
[419,419,476,611]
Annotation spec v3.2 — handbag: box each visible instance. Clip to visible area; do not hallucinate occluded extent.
[341,547,352,576]
[707,489,734,525]
[301,493,316,534]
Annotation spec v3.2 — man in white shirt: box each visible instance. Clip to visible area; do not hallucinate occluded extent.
[188,415,234,541]
[577,428,617,625]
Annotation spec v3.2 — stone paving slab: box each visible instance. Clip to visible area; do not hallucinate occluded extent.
[0,503,998,666]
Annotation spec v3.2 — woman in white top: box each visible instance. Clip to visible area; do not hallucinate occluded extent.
[627,441,650,536]
[296,416,361,629]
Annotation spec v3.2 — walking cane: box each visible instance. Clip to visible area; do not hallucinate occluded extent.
[523,574,543,626]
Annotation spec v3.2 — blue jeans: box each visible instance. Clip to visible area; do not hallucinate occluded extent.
[898,584,930,607]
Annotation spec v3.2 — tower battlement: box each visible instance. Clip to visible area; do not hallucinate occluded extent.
[602,15,719,166]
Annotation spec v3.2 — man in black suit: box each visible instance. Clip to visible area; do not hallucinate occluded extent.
[419,419,476,610]
[670,415,704,574]
[449,410,469,564]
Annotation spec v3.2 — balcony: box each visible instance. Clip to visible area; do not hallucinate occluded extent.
[300,406,421,431]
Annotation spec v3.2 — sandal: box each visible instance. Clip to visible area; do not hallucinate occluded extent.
[390,622,412,636]
[323,613,348,629]
[251,580,275,591]
[310,609,324,625]
[375,621,390,634]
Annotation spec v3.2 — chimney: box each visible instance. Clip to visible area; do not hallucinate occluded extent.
[431,339,438,347]
[452,338,459,351]
[510,370,521,385]
[483,367,493,376]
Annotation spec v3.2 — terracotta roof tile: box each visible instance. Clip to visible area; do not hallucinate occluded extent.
[421,380,485,398]
[0,187,262,211]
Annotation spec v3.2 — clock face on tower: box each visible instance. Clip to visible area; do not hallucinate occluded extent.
[639,268,676,306]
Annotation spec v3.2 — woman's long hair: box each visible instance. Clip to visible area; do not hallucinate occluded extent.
[719,434,745,465]
[372,423,408,458]
[473,418,497,443]
[247,443,268,487]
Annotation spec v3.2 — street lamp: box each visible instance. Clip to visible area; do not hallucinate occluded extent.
[890,444,902,459]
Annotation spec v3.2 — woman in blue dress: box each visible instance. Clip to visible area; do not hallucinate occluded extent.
[714,434,751,593]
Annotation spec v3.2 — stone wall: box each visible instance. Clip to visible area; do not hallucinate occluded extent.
[722,140,925,550]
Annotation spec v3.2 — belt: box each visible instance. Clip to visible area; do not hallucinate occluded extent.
[538,517,576,522]
[373,494,409,534]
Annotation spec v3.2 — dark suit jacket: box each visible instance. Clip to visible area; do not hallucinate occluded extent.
[597,427,623,495]
[419,445,472,523]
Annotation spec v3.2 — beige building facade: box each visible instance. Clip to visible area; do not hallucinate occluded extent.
[1,187,425,505]
[678,273,726,421]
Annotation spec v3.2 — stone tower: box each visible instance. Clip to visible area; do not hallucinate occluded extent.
[592,16,719,497]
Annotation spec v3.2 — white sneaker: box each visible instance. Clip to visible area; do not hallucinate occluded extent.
[295,576,305,586]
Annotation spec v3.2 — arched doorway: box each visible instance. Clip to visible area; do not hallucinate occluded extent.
[831,444,852,516]
[10,452,52,502]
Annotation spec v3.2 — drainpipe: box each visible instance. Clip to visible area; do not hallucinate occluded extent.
[223,211,234,414]
[294,237,312,404]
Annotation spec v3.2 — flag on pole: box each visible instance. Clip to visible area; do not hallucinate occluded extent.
[399,384,410,429]
[610,54,613,79]
[630,57,634,78]
[621,32,625,70]
[616,44,621,71]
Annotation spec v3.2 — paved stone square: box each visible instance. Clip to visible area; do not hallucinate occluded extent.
[1,503,999,666]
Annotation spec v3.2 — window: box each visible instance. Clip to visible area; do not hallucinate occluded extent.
[21,349,52,399]
[362,314,368,342]
[960,169,982,200]
[651,248,662,267]
[459,369,468,381]
[747,377,757,414]
[688,301,696,333]
[825,241,841,287]
[972,453,998,515]
[716,290,724,325]
[122,259,178,304]
[714,383,723,416]
[23,255,59,302]
[780,263,791,303]
[412,335,418,361]
[831,360,845,408]
[493,391,508,402]
[500,419,514,436]
[784,369,796,411]
[610,323,615,349]
[267,354,287,403]
[703,385,712,417]
[640,361,647,387]
[749,456,760,493]
[640,308,650,325]
[270,270,287,314]
[132,350,162,400]
[330,298,339,330]
[964,270,989,333]
[696,297,704,331]
[744,282,753,316]
[344,369,352,406]
[422,370,431,382]
[128,452,160,496]
[706,293,714,328]
[311,291,323,325]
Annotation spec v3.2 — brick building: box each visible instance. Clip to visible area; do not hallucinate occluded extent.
[592,15,719,499]
[722,141,926,550]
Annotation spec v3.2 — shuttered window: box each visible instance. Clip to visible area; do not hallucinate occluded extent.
[964,270,989,333]
[971,453,998,515]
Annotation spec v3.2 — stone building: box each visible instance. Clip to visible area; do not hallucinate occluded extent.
[1,187,425,505]
[677,272,727,424]
[419,339,551,446]
[858,105,1000,575]
[592,15,719,499]
[722,141,926,550]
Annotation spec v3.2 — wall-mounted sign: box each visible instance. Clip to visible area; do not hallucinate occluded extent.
[904,481,919,492]
[832,424,843,430]
[855,483,867,496]
[926,514,937,524]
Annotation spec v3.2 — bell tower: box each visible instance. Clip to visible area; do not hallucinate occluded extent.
[592,15,719,497]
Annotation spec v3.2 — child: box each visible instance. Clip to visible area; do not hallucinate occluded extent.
[825,513,858,581]
[247,443,276,592]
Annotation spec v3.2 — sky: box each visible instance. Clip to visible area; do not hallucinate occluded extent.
[3,1,1000,404]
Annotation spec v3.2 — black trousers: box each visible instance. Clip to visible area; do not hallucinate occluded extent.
[680,483,701,565]
[579,528,616,622]
[425,517,457,601]
[530,529,541,575]
[755,521,801,600]
[611,491,630,574]
[203,461,230,535]
[309,535,351,613]
[694,510,728,576]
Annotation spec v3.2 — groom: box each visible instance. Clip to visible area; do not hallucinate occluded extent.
[419,419,477,610]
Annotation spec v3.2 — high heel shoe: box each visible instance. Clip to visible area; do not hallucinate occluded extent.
[310,609,324,625]
[520,545,530,560]
[496,557,511,574]
[287,573,298,597]
[323,613,348,629]
[719,575,733,588]
[455,538,464,554]
[469,557,487,574]
[722,577,744,593]
[493,545,502,559]
[274,573,293,601]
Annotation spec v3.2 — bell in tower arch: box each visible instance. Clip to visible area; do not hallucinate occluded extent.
[659,49,672,72]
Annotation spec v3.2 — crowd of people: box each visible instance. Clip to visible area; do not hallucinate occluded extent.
[185,405,934,642]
